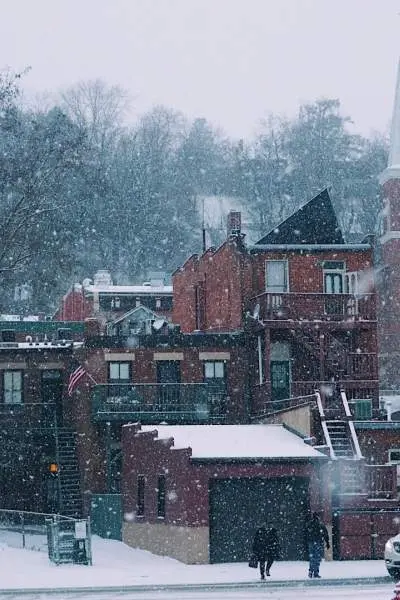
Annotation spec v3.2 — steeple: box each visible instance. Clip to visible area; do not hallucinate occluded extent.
[380,60,400,183]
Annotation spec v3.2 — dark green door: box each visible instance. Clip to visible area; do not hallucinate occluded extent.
[41,369,64,428]
[270,361,290,402]
[90,494,122,540]
[209,477,310,563]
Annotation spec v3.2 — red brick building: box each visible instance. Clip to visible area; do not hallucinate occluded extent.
[122,423,329,563]
[173,190,378,413]
[55,270,173,326]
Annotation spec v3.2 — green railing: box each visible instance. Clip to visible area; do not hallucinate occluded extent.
[92,383,227,423]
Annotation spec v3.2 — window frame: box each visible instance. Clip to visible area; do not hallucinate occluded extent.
[137,474,145,516]
[3,370,23,404]
[157,474,166,519]
[108,361,131,383]
[389,449,400,464]
[265,260,289,293]
[203,361,226,380]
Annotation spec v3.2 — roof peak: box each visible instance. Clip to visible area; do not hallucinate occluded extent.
[389,60,400,169]
[255,188,344,246]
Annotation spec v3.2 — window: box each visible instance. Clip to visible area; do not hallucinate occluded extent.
[1,330,15,342]
[156,298,161,309]
[265,260,288,293]
[204,361,225,379]
[323,261,345,294]
[157,475,166,518]
[137,475,145,516]
[3,371,23,404]
[111,297,120,309]
[108,362,130,382]
[389,450,400,489]
[389,450,400,463]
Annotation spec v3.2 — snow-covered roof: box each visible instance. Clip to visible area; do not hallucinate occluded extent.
[0,314,41,322]
[0,341,79,350]
[84,284,172,295]
[137,424,326,460]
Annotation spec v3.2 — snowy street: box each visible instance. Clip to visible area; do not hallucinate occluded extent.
[3,583,394,599]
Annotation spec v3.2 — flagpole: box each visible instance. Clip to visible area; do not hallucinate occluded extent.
[86,372,98,385]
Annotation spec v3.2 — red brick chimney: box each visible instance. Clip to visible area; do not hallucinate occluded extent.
[227,211,241,238]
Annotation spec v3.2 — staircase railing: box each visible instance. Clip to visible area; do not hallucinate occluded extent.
[341,390,363,459]
[315,390,336,459]
[53,409,63,515]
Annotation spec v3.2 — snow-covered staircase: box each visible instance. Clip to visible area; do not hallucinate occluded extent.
[325,420,354,458]
[316,388,363,461]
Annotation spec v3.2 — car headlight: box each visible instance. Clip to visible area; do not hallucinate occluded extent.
[386,540,394,552]
[393,542,400,553]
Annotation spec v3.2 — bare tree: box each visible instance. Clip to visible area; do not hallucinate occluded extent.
[60,79,130,155]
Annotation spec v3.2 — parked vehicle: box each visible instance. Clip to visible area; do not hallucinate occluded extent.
[392,582,400,599]
[385,533,400,580]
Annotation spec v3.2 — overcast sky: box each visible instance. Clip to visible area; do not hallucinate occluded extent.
[1,0,400,139]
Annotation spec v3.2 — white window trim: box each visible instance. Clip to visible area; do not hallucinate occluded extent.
[265,259,289,293]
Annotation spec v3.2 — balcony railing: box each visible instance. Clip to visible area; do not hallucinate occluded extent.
[92,383,227,423]
[251,380,379,417]
[333,461,397,500]
[249,292,376,322]
[365,464,398,499]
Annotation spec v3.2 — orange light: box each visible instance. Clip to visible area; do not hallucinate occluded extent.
[49,463,59,474]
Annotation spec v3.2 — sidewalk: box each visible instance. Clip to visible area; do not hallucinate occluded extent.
[0,536,393,593]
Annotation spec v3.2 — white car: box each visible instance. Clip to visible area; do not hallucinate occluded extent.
[385,533,400,579]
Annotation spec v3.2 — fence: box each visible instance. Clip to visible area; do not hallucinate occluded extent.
[0,509,89,553]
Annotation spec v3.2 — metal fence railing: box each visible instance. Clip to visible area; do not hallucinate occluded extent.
[0,509,75,552]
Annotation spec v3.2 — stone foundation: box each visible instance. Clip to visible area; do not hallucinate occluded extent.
[123,521,209,564]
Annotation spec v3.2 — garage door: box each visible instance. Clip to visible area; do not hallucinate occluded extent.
[209,477,310,563]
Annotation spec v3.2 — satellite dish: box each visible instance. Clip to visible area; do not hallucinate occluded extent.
[252,303,260,320]
[152,318,167,331]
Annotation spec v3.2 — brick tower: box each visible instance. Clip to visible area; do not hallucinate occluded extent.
[378,61,400,390]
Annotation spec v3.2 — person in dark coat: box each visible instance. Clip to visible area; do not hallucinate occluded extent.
[252,524,280,580]
[304,512,330,578]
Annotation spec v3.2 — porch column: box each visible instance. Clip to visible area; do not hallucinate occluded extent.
[106,421,112,493]
[319,332,325,382]
[264,328,271,403]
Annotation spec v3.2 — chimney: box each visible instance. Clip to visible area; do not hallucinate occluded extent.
[227,211,241,238]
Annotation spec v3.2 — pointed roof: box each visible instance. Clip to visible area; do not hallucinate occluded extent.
[380,60,400,184]
[255,188,344,246]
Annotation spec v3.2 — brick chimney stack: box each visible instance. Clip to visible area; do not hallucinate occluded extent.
[227,211,241,238]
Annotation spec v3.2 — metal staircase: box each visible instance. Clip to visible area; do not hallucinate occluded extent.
[56,428,82,518]
[325,420,354,458]
[315,388,363,461]
[316,388,365,495]
[291,330,348,379]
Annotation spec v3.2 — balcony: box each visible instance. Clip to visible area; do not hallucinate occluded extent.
[365,464,398,499]
[92,383,227,423]
[334,462,397,503]
[249,292,376,323]
[251,380,379,416]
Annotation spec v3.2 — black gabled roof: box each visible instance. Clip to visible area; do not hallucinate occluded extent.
[255,188,344,245]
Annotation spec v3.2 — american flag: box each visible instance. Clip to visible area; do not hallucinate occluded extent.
[67,364,87,396]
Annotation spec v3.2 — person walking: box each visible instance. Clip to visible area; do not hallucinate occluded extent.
[305,512,330,578]
[251,523,280,580]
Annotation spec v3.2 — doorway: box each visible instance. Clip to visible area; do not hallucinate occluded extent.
[41,370,64,428]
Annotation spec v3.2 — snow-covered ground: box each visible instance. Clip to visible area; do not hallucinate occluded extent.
[0,534,392,592]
